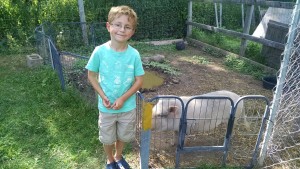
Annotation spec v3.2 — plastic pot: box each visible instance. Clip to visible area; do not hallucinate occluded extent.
[262,76,277,90]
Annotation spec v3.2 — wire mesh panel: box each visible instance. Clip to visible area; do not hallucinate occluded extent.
[175,95,236,168]
[145,92,271,168]
[266,36,300,167]
[147,91,246,168]
[148,95,184,168]
[228,96,270,168]
[135,92,143,146]
[48,40,66,91]
[59,52,97,104]
[35,25,52,65]
[262,2,300,167]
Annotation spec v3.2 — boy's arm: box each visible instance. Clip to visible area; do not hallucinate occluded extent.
[87,70,111,108]
[122,75,143,101]
[111,75,143,110]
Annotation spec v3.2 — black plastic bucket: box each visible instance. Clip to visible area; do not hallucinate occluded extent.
[262,76,277,90]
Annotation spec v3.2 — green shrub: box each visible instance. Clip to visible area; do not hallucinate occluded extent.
[245,41,265,64]
[192,29,240,54]
[143,61,180,76]
[224,54,265,79]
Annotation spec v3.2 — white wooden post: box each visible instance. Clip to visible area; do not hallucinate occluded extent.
[241,4,244,28]
[214,3,219,27]
[239,5,254,57]
[187,0,193,37]
[219,3,222,27]
[78,0,88,45]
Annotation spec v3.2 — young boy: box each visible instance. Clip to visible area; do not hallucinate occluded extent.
[85,5,144,169]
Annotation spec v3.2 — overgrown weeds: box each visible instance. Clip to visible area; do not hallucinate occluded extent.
[143,61,181,76]
[192,29,266,65]
[224,54,266,79]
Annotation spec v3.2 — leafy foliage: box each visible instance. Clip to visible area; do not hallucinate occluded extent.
[144,61,181,76]
[0,0,39,53]
[192,3,245,30]
[1,0,187,54]
[244,41,265,64]
[192,29,267,64]
[224,54,265,79]
[192,29,240,55]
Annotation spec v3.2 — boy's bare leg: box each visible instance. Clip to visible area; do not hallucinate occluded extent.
[114,140,124,160]
[103,144,115,164]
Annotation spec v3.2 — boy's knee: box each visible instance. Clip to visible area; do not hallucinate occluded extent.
[99,135,116,145]
[118,133,135,143]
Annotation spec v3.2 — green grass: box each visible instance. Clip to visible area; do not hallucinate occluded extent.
[133,42,178,56]
[0,54,121,168]
[192,30,240,54]
[190,29,274,79]
[192,29,266,64]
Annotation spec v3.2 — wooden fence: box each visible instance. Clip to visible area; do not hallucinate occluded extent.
[186,0,294,59]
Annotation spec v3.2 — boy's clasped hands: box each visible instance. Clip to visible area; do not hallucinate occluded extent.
[102,97,124,110]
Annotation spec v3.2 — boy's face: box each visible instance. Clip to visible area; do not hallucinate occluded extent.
[107,15,135,44]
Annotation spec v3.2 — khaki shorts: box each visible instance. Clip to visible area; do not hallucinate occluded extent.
[98,109,136,145]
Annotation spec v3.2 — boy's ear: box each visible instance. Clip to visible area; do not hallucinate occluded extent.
[106,22,111,31]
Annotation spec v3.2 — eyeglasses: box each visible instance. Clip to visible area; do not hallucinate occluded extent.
[110,23,133,31]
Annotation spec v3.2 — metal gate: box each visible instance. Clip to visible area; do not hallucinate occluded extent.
[138,93,270,169]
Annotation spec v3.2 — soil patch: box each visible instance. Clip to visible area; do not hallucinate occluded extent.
[140,45,273,101]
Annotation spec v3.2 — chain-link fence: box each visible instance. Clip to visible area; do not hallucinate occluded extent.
[259,1,300,168]
[35,23,96,103]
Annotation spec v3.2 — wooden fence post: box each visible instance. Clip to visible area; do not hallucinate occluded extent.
[239,5,254,57]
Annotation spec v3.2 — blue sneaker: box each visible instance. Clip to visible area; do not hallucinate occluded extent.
[106,161,118,169]
[116,157,130,169]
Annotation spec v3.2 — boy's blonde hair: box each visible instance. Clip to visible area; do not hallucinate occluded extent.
[108,5,138,30]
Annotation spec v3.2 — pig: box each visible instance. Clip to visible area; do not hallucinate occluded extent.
[152,90,250,136]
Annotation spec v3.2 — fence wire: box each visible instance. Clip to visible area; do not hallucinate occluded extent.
[262,1,300,168]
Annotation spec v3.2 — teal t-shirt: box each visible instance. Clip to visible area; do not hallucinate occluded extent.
[85,42,145,113]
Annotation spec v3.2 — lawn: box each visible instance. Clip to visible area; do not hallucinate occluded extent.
[0,54,136,168]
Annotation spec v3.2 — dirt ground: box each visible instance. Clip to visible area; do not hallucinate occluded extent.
[140,45,274,101]
[71,43,274,102]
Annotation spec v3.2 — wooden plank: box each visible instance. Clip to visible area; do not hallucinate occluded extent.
[186,21,285,50]
[189,0,295,9]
